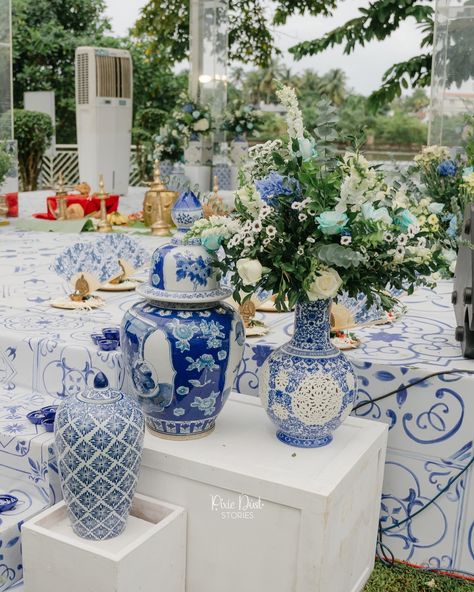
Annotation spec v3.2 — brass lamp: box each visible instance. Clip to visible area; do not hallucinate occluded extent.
[143,161,178,237]
[96,175,113,233]
[55,173,68,221]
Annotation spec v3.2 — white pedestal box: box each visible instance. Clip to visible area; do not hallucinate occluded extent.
[138,394,388,592]
[22,494,186,592]
[184,164,211,192]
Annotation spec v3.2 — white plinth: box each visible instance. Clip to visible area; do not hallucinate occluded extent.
[22,494,186,592]
[184,165,211,191]
[139,394,388,592]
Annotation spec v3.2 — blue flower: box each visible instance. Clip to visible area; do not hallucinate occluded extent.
[167,319,199,352]
[395,209,418,231]
[316,210,349,235]
[186,353,219,372]
[183,103,194,113]
[174,407,186,417]
[437,160,457,177]
[447,214,458,238]
[255,172,301,206]
[202,235,222,252]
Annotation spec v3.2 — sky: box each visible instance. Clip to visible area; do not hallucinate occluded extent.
[103,0,425,96]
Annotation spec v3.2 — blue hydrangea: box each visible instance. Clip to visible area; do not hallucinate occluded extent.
[255,173,300,206]
[183,103,194,113]
[447,214,458,238]
[437,160,457,177]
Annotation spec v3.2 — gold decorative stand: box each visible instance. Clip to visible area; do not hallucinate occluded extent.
[96,175,112,233]
[143,161,178,237]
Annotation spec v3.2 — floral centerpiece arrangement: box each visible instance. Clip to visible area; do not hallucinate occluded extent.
[406,145,474,276]
[154,127,184,164]
[173,94,212,141]
[222,101,261,139]
[187,84,442,449]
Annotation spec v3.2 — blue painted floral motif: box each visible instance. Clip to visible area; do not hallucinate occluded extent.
[191,391,219,416]
[186,353,219,372]
[174,251,212,290]
[166,318,199,352]
[199,319,225,348]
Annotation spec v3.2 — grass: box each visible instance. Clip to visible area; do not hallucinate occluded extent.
[363,561,474,592]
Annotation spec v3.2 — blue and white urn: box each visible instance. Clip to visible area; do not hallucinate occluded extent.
[260,299,357,448]
[121,190,245,440]
[54,372,145,540]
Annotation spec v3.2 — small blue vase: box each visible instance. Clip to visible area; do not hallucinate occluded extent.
[54,372,145,540]
[260,299,357,448]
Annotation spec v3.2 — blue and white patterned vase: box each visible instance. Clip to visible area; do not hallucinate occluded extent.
[121,192,245,440]
[260,299,357,448]
[54,372,145,540]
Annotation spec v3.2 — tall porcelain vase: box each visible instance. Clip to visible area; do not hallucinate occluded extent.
[260,299,357,448]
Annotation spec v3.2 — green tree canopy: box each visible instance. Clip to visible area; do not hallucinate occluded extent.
[132,0,339,67]
[12,0,115,143]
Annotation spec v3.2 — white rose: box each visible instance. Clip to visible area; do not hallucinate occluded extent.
[236,258,265,285]
[193,118,210,132]
[306,268,342,301]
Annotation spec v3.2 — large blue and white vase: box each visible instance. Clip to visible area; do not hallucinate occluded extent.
[121,190,245,440]
[54,372,145,540]
[260,299,357,448]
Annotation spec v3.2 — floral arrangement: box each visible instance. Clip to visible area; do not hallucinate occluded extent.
[222,101,261,138]
[154,127,184,163]
[187,84,442,311]
[406,144,474,275]
[173,95,212,141]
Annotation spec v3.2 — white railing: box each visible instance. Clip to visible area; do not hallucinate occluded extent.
[39,145,141,189]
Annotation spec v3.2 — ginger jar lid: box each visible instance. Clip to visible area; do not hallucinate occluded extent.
[137,190,231,304]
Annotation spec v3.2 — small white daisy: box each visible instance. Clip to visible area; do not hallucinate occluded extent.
[266,225,277,237]
[297,246,304,255]
[298,213,308,222]
[397,234,408,246]
[244,236,255,248]
[341,235,352,246]
[252,220,262,232]
[417,237,427,248]
[306,236,316,244]
[384,231,394,242]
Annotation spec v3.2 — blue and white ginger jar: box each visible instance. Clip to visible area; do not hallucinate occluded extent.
[260,299,357,448]
[121,190,245,440]
[54,372,145,540]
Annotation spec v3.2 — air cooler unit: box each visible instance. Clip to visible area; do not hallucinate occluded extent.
[75,47,133,195]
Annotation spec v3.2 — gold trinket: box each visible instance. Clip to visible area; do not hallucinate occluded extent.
[143,161,178,236]
[95,175,113,233]
[70,274,90,301]
[239,299,256,328]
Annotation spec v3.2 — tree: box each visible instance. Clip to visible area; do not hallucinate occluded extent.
[290,0,435,109]
[14,109,53,190]
[132,0,338,68]
[317,69,347,106]
[12,0,116,143]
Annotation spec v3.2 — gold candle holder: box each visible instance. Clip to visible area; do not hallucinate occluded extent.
[96,175,113,233]
[56,172,68,221]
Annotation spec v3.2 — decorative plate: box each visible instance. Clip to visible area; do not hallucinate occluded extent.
[50,296,105,310]
[98,280,138,292]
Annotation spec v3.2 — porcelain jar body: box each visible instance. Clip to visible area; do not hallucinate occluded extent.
[184,135,213,166]
[121,300,245,439]
[54,376,145,540]
[260,299,357,448]
[230,136,249,166]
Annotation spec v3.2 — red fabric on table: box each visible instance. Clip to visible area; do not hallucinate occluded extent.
[5,193,18,217]
[33,194,120,220]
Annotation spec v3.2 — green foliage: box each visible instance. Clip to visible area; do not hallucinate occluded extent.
[289,0,436,108]
[133,0,338,68]
[12,0,116,143]
[373,111,427,146]
[0,146,11,188]
[14,109,53,191]
[364,560,474,592]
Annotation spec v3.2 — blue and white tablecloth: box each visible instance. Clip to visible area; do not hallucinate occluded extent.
[0,191,472,586]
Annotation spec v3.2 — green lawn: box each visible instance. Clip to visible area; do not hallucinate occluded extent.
[364,561,474,592]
